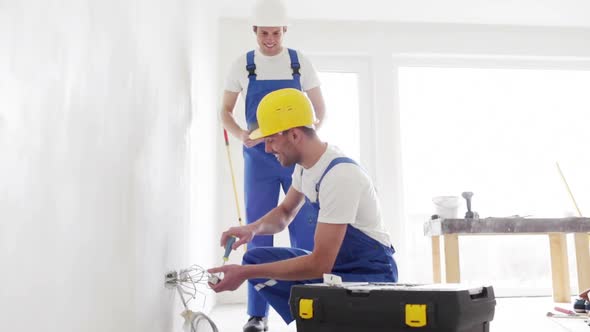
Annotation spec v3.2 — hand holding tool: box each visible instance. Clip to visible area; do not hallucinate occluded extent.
[222,236,237,265]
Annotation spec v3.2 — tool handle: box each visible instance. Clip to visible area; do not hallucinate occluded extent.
[554,306,576,316]
[222,128,246,252]
[223,236,237,260]
[222,128,244,228]
[223,129,230,146]
[556,162,583,216]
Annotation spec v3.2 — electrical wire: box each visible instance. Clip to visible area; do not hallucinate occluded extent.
[165,265,219,332]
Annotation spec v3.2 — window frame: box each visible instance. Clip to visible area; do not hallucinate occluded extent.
[309,55,376,179]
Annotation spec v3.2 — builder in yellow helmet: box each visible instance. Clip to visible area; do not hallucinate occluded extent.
[219,1,326,330]
[209,88,398,328]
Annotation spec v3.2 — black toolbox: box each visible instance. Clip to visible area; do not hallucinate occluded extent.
[289,283,495,332]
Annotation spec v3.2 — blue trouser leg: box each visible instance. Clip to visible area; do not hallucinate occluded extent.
[244,147,280,317]
[243,247,321,324]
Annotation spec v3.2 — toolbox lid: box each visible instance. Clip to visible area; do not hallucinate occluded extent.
[305,282,490,296]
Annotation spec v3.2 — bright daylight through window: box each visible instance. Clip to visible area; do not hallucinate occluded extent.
[317,72,360,162]
[398,66,590,295]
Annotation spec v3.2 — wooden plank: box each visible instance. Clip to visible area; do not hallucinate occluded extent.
[574,232,590,293]
[443,234,460,283]
[548,233,571,303]
[431,236,441,283]
[424,217,590,236]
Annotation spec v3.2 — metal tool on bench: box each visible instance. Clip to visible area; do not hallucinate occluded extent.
[462,192,475,219]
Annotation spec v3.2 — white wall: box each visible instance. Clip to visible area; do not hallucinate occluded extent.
[218,0,590,28]
[0,1,219,331]
[217,18,590,286]
[189,0,221,311]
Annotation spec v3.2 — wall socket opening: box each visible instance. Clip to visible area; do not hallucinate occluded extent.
[164,270,178,288]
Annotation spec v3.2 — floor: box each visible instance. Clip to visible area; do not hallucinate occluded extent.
[208,297,590,332]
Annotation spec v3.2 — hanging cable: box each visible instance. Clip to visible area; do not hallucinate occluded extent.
[165,265,219,332]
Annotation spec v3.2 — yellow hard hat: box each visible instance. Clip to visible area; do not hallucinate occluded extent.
[249,88,315,140]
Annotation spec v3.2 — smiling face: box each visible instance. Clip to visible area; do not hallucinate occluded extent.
[254,26,286,56]
[264,130,299,167]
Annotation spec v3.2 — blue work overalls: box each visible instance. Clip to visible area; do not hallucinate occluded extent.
[243,49,317,317]
[242,157,399,323]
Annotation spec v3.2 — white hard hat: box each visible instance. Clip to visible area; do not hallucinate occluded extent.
[251,0,289,27]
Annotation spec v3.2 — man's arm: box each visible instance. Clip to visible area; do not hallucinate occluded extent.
[219,187,306,250]
[245,222,346,279]
[306,86,326,130]
[219,90,242,137]
[219,90,262,147]
[209,222,347,292]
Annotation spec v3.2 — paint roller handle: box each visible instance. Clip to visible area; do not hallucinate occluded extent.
[223,236,237,262]
[223,129,230,146]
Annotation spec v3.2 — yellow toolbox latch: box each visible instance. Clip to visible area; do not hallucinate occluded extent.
[299,298,314,319]
[405,304,427,327]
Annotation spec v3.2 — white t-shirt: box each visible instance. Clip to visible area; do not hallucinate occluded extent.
[224,48,321,97]
[291,145,392,247]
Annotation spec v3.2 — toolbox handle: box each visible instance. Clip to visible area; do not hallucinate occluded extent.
[469,287,488,300]
[346,289,371,297]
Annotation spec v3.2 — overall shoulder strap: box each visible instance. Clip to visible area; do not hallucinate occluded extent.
[246,50,256,79]
[314,157,358,208]
[287,48,301,78]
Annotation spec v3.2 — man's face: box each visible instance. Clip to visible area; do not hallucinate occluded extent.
[254,26,286,56]
[264,130,299,167]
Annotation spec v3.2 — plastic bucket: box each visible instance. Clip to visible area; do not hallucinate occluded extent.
[432,196,460,219]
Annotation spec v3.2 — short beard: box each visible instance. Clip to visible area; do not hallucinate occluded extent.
[279,157,295,167]
[278,151,299,167]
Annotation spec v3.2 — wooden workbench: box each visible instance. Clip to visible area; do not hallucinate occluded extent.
[424,217,590,302]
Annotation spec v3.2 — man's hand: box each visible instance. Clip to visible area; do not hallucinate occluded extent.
[220,225,256,250]
[207,264,247,292]
[240,130,264,148]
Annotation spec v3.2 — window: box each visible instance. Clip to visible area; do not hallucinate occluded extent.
[398,66,590,295]
[316,72,360,162]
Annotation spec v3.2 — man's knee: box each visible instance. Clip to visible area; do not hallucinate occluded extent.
[242,247,273,265]
[243,246,305,266]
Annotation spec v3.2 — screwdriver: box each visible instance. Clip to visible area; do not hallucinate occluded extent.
[222,236,237,265]
[209,236,238,285]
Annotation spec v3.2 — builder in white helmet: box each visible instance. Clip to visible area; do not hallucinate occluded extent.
[219,1,326,331]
